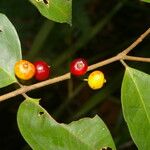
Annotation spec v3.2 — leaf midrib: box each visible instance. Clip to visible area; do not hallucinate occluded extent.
[127,67,150,124]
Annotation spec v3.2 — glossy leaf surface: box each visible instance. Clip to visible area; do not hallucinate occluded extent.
[0,13,22,88]
[17,99,116,150]
[29,0,72,24]
[121,67,150,150]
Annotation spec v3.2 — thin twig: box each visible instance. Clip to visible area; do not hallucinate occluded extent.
[0,28,150,102]
[0,73,70,101]
[120,28,150,56]
[18,83,30,99]
[124,55,150,62]
[88,55,119,71]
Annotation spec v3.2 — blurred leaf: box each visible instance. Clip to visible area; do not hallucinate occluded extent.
[121,67,150,149]
[141,0,150,3]
[29,0,72,25]
[28,20,54,59]
[72,72,122,119]
[53,1,124,67]
[73,0,91,33]
[17,99,116,150]
[0,13,22,88]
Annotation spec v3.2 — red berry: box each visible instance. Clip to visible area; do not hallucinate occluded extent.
[70,58,88,76]
[34,61,50,81]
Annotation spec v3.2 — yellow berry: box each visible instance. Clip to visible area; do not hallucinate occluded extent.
[88,70,106,90]
[14,60,35,80]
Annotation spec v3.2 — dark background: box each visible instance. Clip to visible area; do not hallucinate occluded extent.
[0,0,150,149]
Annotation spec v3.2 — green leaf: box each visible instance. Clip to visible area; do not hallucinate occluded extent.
[141,0,150,3]
[17,99,116,150]
[0,13,22,88]
[29,0,72,25]
[121,67,150,150]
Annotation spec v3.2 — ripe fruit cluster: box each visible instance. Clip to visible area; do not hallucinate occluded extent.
[70,58,106,90]
[14,60,50,81]
[14,58,106,90]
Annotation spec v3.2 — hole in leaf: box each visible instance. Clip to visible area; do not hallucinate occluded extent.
[43,0,49,4]
[101,147,112,150]
[38,111,44,116]
[36,0,49,5]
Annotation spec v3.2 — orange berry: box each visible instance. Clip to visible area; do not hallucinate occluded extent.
[14,60,35,80]
[88,70,106,90]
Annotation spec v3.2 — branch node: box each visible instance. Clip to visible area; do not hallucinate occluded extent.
[117,52,126,60]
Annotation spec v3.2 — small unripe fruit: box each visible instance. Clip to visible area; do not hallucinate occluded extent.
[88,70,106,90]
[14,60,35,80]
[34,61,50,81]
[70,58,88,76]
